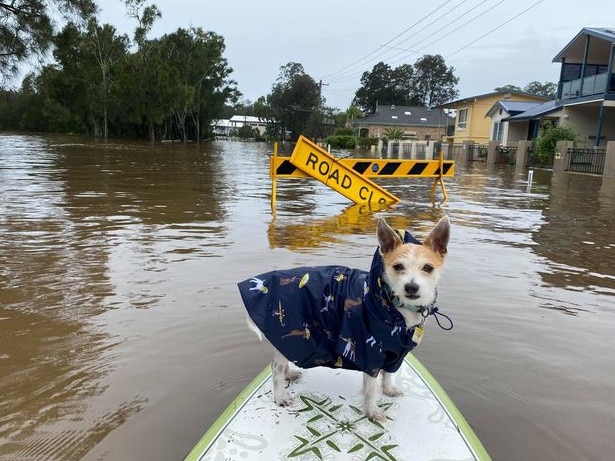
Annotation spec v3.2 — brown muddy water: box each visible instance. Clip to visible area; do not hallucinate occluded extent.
[0,133,614,461]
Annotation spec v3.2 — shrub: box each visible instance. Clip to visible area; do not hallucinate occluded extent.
[326,135,356,149]
[533,124,576,165]
[357,137,379,149]
[333,127,353,136]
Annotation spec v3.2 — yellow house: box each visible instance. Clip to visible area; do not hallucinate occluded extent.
[438,90,550,144]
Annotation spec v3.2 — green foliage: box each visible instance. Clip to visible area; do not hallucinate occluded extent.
[354,62,418,113]
[2,14,239,141]
[326,135,356,149]
[357,137,378,149]
[261,62,321,141]
[384,128,403,141]
[236,124,256,139]
[334,127,353,136]
[524,81,557,98]
[495,81,557,99]
[533,124,576,165]
[353,55,459,113]
[0,0,96,81]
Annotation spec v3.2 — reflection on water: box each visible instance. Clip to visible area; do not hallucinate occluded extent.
[0,133,614,461]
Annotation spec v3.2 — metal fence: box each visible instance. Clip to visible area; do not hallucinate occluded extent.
[566,148,606,174]
[467,144,487,162]
[496,145,517,165]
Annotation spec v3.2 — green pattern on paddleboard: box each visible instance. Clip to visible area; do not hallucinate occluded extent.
[288,395,398,460]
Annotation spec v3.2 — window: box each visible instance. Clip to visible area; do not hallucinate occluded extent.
[492,122,503,141]
[457,108,468,129]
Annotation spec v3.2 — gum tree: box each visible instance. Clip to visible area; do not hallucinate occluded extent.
[0,0,95,81]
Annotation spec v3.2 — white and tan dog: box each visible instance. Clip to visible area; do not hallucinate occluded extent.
[238,216,449,421]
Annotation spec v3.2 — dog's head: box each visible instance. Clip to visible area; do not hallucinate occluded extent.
[377,216,449,310]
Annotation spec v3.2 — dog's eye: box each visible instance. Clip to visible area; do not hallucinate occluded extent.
[393,263,405,272]
[422,264,434,274]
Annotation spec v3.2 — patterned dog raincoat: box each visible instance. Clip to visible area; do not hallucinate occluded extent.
[238,232,427,377]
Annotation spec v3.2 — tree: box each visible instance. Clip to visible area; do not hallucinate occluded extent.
[265,62,320,140]
[0,0,96,82]
[384,128,403,141]
[494,84,523,92]
[52,20,129,139]
[494,81,557,99]
[354,62,416,113]
[154,27,239,142]
[122,0,163,141]
[412,54,459,107]
[345,104,363,128]
[524,81,557,98]
[353,55,458,113]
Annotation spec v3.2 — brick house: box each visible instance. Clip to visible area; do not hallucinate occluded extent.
[352,104,453,141]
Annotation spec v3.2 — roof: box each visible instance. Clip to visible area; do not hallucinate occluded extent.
[229,115,266,124]
[553,27,615,63]
[503,100,560,122]
[485,100,548,118]
[354,105,452,127]
[212,119,232,127]
[436,90,550,109]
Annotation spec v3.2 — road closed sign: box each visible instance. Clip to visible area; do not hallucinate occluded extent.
[289,136,400,204]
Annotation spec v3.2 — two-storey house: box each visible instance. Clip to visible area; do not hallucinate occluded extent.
[505,28,615,147]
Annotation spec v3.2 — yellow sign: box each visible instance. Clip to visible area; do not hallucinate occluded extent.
[289,136,399,204]
[271,157,454,178]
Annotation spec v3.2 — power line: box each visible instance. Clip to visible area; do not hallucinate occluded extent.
[325,0,504,85]
[319,0,454,81]
[446,0,545,58]
[321,0,546,108]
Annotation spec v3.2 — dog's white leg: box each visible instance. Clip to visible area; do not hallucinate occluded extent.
[363,373,386,422]
[272,350,295,406]
[284,363,302,382]
[382,371,403,397]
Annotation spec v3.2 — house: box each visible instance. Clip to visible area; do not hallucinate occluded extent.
[212,119,232,137]
[353,104,453,141]
[505,27,615,147]
[229,115,268,136]
[437,90,550,144]
[485,100,551,145]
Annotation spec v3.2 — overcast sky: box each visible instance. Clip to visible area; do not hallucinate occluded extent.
[96,0,613,110]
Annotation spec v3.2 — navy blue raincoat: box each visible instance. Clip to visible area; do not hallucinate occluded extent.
[238,232,422,377]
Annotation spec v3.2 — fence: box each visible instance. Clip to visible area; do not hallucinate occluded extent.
[496,145,517,165]
[467,144,486,162]
[526,144,555,168]
[566,148,606,174]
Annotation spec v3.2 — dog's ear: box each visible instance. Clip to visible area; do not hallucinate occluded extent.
[377,219,403,254]
[424,216,450,256]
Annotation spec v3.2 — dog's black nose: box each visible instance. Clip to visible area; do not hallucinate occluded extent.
[404,282,419,296]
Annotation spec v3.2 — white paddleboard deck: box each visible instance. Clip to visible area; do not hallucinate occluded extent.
[185,354,490,461]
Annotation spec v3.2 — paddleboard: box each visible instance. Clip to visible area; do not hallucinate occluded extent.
[184,353,491,461]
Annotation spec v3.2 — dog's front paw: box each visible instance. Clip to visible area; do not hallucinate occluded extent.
[274,392,295,407]
[365,407,388,423]
[383,385,404,398]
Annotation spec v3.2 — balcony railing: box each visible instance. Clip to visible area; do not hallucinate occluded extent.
[561,72,611,100]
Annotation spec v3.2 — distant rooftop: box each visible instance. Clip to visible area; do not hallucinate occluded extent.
[356,104,452,127]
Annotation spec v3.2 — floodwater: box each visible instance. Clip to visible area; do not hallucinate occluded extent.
[0,133,614,461]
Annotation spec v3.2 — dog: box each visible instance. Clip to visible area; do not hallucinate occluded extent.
[237,216,449,422]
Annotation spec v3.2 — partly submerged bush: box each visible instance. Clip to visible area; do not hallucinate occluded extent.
[533,124,576,165]
[326,135,356,149]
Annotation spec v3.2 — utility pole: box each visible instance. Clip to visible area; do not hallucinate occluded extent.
[317,80,329,139]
